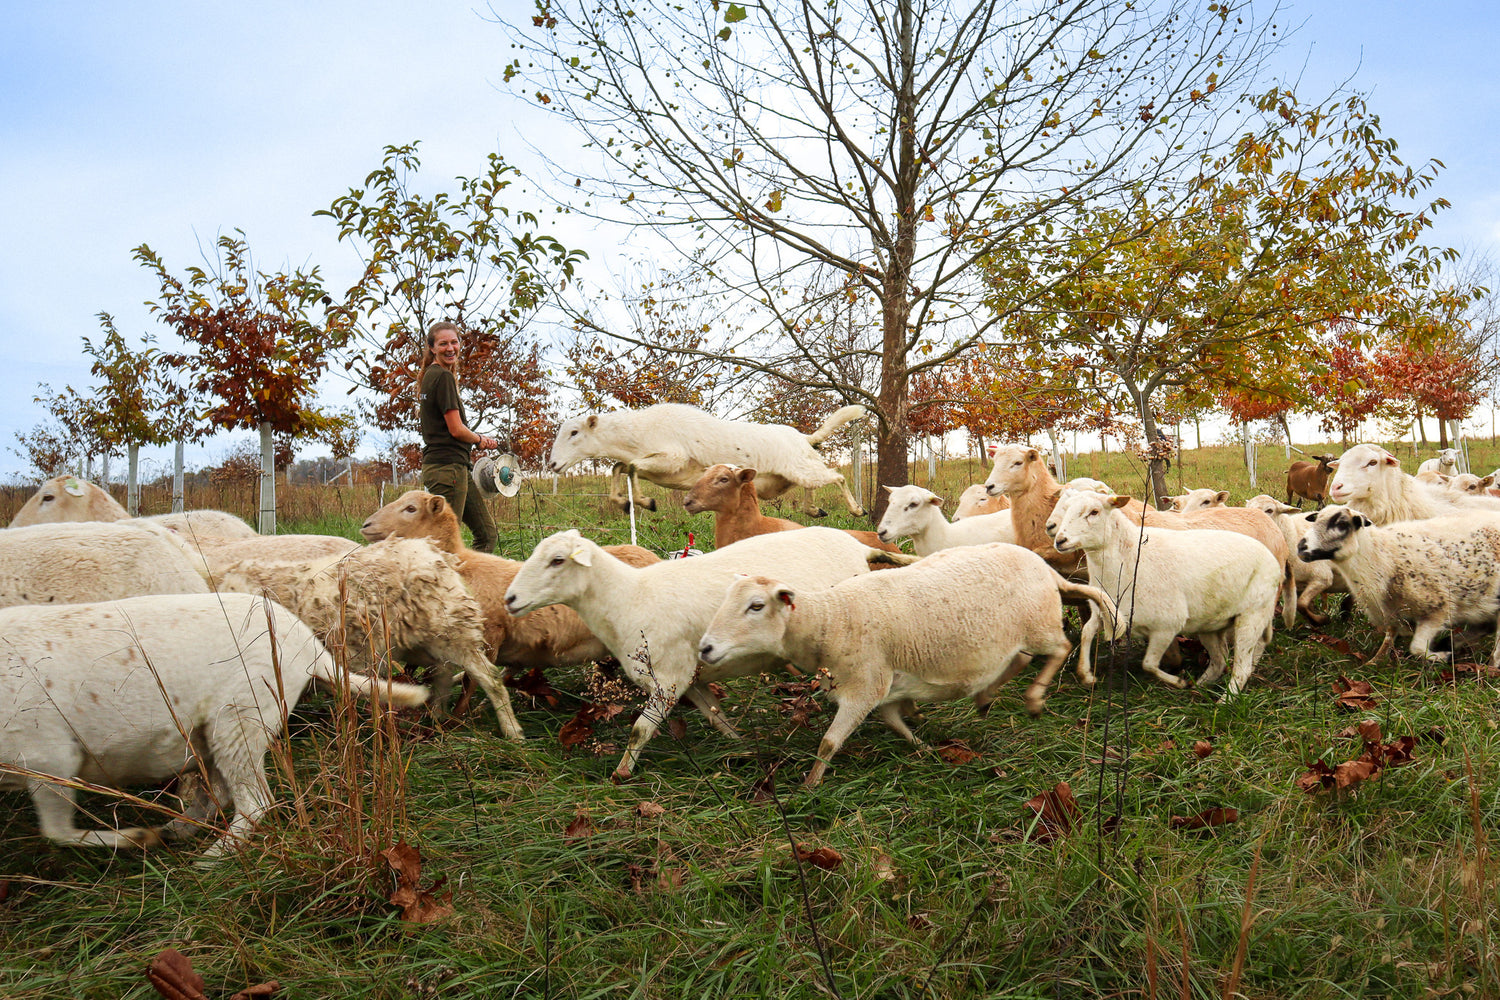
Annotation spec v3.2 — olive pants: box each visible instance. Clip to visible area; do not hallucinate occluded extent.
[421,462,498,553]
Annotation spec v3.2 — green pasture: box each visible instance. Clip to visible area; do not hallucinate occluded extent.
[2,441,1498,998]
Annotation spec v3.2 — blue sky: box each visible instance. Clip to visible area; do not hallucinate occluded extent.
[2,1,1495,480]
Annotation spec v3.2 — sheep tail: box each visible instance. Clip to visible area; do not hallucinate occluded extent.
[866,548,921,567]
[317,655,430,709]
[1053,573,1124,639]
[807,404,868,446]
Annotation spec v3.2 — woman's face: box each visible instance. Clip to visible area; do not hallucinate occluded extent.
[432,329,461,368]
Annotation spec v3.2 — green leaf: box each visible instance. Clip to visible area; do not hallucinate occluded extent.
[725,4,747,23]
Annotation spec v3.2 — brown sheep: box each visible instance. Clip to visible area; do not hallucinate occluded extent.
[1285,454,1336,507]
[681,465,901,555]
[360,491,660,672]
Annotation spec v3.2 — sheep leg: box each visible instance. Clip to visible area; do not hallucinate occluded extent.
[1218,610,1272,702]
[806,688,883,788]
[1368,630,1397,664]
[1296,577,1332,626]
[1075,609,1102,687]
[198,715,274,860]
[461,654,525,740]
[682,682,743,739]
[873,701,924,747]
[28,778,164,850]
[1023,637,1074,716]
[613,689,676,782]
[800,485,828,519]
[1280,569,1298,630]
[1409,620,1452,664]
[833,475,865,517]
[976,652,1031,716]
[1138,631,1189,689]
[607,464,657,513]
[1197,630,1231,685]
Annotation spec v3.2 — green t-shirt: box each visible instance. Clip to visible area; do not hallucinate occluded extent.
[420,365,472,467]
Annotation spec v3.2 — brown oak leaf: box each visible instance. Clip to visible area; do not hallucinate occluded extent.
[146,949,207,1000]
[793,844,844,871]
[563,807,596,842]
[1168,807,1239,831]
[380,841,453,924]
[229,982,281,1000]
[1023,782,1081,842]
[505,666,559,707]
[1332,675,1379,711]
[1192,740,1214,759]
[634,801,667,819]
[935,739,979,765]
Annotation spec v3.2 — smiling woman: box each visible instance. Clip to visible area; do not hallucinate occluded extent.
[418,320,500,553]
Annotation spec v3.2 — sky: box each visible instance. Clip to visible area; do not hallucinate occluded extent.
[2,0,1497,482]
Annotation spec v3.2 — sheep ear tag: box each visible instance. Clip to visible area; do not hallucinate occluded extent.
[569,545,593,567]
[63,477,85,497]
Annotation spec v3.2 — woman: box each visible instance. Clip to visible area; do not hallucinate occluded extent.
[417,320,499,553]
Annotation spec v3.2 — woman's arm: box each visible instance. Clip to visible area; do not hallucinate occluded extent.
[443,409,497,450]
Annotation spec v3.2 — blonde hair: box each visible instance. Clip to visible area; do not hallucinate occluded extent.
[415,320,461,403]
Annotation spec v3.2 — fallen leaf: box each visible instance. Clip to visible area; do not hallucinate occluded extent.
[1333,757,1379,789]
[1423,725,1447,745]
[1332,675,1379,711]
[667,717,688,740]
[1168,807,1239,831]
[504,666,559,707]
[935,739,979,765]
[634,801,667,819]
[1192,740,1214,759]
[1156,739,1177,752]
[1437,662,1500,684]
[559,702,626,747]
[1308,633,1357,658]
[1023,782,1081,842]
[751,761,781,802]
[563,807,596,842]
[871,853,897,881]
[1296,759,1337,793]
[793,844,843,871]
[380,841,453,924]
[147,949,207,1000]
[230,982,281,1000]
[907,912,934,930]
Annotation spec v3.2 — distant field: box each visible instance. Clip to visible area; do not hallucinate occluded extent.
[1,441,1498,998]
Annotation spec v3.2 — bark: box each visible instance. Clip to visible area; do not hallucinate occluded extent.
[172,440,185,513]
[126,444,140,516]
[258,421,276,534]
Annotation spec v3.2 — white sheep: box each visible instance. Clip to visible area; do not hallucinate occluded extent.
[1416,448,1461,478]
[1064,477,1113,494]
[875,484,1015,555]
[0,592,428,854]
[547,402,868,515]
[697,545,1119,786]
[951,483,1009,520]
[0,521,210,609]
[1298,505,1500,666]
[10,475,255,536]
[1052,493,1280,700]
[213,537,523,739]
[188,534,361,583]
[143,509,257,539]
[1327,444,1466,523]
[504,526,905,780]
[1165,488,1230,513]
[1244,495,1349,626]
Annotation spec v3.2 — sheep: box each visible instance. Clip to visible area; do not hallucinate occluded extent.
[1064,477,1113,494]
[1298,505,1500,666]
[875,484,1015,555]
[1051,493,1280,700]
[188,534,361,583]
[212,537,523,739]
[952,484,1010,520]
[1442,472,1497,496]
[0,592,428,854]
[1156,493,1296,628]
[1327,444,1467,524]
[1244,495,1350,626]
[547,402,868,516]
[1284,455,1336,507]
[1165,488,1230,513]
[360,491,661,673]
[504,527,908,781]
[697,546,1119,786]
[9,476,255,536]
[1416,448,1462,478]
[681,464,900,554]
[0,521,211,609]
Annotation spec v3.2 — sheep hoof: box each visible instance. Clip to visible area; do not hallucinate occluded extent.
[807,507,828,519]
[610,768,632,785]
[643,497,658,512]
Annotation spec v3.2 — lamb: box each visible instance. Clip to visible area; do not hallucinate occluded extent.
[952,484,1010,520]
[681,464,900,554]
[1416,448,1462,478]
[1051,493,1280,700]
[1442,472,1497,496]
[1154,493,1296,628]
[504,527,909,780]
[875,484,1015,555]
[0,592,427,854]
[1327,444,1466,524]
[213,537,523,739]
[1244,495,1349,625]
[1298,505,1500,666]
[0,521,211,609]
[697,546,1119,786]
[9,475,255,536]
[360,491,661,672]
[1284,455,1337,507]
[548,402,868,515]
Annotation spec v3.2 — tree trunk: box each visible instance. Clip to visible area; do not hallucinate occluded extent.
[1278,414,1292,459]
[258,421,276,534]
[927,437,937,483]
[1437,417,1449,448]
[849,423,864,509]
[172,440,185,513]
[1418,411,1429,444]
[1139,404,1169,508]
[101,452,110,487]
[1045,426,1064,482]
[126,443,140,516]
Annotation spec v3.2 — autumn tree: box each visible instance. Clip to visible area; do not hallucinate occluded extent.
[1309,323,1385,447]
[507,0,1286,516]
[986,91,1461,504]
[320,143,584,452]
[135,233,354,532]
[11,420,75,478]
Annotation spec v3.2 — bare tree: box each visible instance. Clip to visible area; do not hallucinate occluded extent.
[506,0,1288,513]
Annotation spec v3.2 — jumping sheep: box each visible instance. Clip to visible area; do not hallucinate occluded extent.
[547,402,868,515]
[697,545,1118,786]
[0,592,427,854]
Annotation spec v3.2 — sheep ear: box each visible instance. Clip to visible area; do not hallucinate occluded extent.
[1108,495,1131,509]
[1383,454,1399,466]
[1483,475,1497,487]
[1327,460,1340,470]
[1024,448,1040,462]
[1351,514,1371,529]
[63,477,85,497]
[738,468,758,483]
[1303,512,1318,522]
[929,495,944,507]
[1215,491,1229,504]
[1437,474,1452,485]
[569,543,593,566]
[427,495,445,514]
[881,484,894,493]
[774,585,797,610]
[586,414,598,429]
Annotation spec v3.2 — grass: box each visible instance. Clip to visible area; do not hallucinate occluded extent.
[2,441,1499,998]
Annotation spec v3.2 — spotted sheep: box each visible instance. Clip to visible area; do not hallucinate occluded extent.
[1298,505,1500,667]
